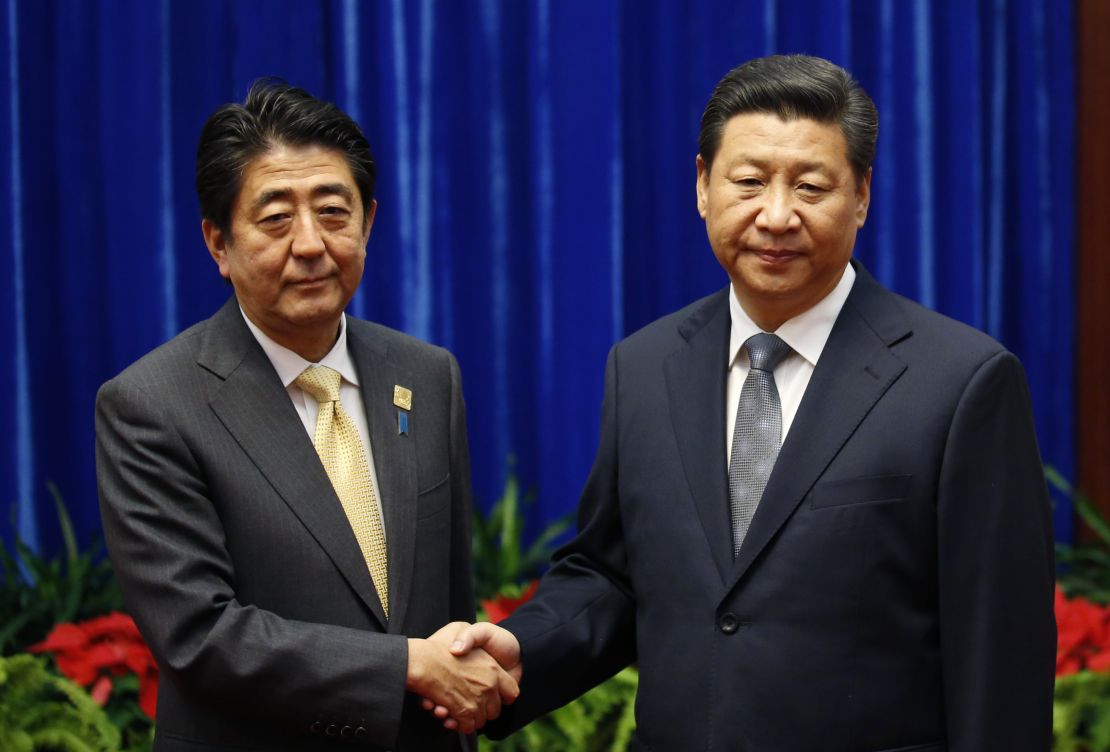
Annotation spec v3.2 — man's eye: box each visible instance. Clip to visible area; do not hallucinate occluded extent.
[798,183,825,193]
[735,178,762,188]
[260,213,289,225]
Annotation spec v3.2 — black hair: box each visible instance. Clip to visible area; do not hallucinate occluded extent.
[698,55,877,183]
[195,79,376,233]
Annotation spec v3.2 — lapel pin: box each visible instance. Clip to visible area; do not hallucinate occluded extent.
[397,411,409,435]
[393,385,413,411]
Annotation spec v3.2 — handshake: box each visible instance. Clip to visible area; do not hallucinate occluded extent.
[405,621,522,734]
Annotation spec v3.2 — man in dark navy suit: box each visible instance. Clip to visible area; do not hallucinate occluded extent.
[444,55,1055,751]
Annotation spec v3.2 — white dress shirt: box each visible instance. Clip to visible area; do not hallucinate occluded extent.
[240,310,386,525]
[726,263,856,466]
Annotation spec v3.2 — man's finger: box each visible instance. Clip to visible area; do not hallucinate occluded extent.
[496,665,520,704]
[448,622,493,655]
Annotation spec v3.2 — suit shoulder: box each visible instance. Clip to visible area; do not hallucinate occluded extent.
[347,318,457,371]
[883,291,1010,366]
[617,289,729,358]
[99,317,211,396]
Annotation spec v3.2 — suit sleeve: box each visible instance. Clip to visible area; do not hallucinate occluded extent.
[936,350,1056,751]
[95,376,410,746]
[487,345,637,737]
[447,352,477,624]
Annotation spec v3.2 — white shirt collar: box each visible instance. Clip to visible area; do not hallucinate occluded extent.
[239,309,361,388]
[728,262,856,369]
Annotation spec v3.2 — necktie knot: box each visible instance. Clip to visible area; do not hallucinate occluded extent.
[744,333,791,373]
[296,365,342,404]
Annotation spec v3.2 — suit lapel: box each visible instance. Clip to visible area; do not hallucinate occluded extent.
[198,300,389,628]
[663,290,734,584]
[347,322,419,634]
[727,264,911,589]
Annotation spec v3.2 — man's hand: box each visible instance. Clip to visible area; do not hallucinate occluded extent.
[419,621,523,730]
[449,622,522,679]
[406,622,520,734]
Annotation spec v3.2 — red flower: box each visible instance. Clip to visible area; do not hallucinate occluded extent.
[1055,586,1110,676]
[29,611,159,718]
[481,581,539,624]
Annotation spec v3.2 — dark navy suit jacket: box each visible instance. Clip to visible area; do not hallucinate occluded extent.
[491,261,1055,751]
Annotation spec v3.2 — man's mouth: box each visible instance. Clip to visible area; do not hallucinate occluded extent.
[750,248,802,263]
[290,275,330,286]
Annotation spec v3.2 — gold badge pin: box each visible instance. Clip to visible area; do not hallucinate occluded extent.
[393,385,413,411]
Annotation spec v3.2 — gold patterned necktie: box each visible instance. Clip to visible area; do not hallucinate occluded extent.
[295,365,389,617]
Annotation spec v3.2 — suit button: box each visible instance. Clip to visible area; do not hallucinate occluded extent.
[309,721,323,734]
[719,613,739,634]
[355,726,368,739]
[340,725,353,737]
[325,723,338,736]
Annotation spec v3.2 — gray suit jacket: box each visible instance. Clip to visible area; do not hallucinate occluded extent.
[96,297,474,751]
[490,261,1056,751]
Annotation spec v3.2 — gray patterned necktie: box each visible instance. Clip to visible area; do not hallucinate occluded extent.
[728,333,792,557]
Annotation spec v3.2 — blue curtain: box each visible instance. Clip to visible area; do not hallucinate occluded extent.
[0,0,1075,554]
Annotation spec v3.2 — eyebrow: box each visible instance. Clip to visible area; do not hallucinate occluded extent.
[251,183,355,212]
[731,156,832,174]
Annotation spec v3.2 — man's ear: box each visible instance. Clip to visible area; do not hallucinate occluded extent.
[361,199,378,246]
[856,168,872,227]
[696,154,709,219]
[202,219,232,280]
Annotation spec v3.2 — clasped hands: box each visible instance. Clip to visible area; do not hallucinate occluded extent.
[406,621,521,734]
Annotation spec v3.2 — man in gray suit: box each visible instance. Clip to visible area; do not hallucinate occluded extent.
[96,81,516,751]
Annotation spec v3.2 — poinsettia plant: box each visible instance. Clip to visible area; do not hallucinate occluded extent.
[1052,470,1110,751]
[28,611,158,719]
[1056,586,1110,677]
[2,490,155,751]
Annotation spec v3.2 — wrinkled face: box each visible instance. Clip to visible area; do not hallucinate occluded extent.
[203,144,374,358]
[696,113,870,331]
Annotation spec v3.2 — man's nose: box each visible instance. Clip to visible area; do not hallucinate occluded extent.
[754,185,800,234]
[290,212,326,257]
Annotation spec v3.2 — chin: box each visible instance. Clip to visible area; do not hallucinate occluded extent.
[283,301,344,326]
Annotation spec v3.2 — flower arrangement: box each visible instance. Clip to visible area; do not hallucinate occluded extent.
[1056,587,1110,677]
[1052,470,1110,751]
[29,612,158,720]
[1054,587,1110,751]
[1,492,155,751]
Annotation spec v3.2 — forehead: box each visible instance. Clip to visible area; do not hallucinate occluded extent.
[236,144,359,206]
[715,113,851,170]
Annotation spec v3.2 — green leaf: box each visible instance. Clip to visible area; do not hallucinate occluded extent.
[1045,465,1074,497]
[48,483,79,567]
[1076,495,1110,548]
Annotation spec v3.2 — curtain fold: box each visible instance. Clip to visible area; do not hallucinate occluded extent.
[0,0,1075,553]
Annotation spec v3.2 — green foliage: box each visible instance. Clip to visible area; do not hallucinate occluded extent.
[472,467,572,600]
[1055,671,1110,752]
[0,485,124,655]
[482,667,639,752]
[0,653,120,751]
[87,674,152,752]
[1052,469,1110,605]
